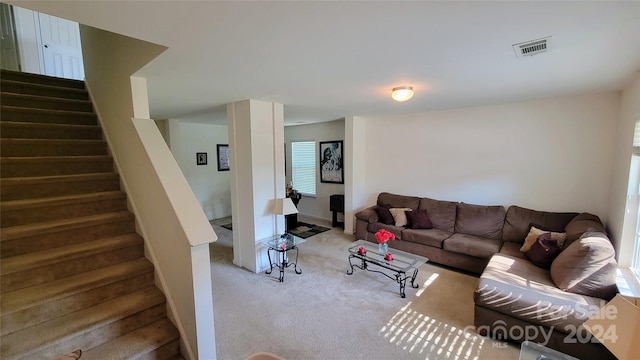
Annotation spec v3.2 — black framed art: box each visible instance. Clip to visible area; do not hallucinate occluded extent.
[196,152,207,165]
[217,144,230,171]
[319,140,343,184]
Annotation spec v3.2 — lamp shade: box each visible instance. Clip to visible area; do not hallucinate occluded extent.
[583,294,640,360]
[273,198,298,216]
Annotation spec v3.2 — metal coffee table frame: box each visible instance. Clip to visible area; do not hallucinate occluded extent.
[345,240,428,298]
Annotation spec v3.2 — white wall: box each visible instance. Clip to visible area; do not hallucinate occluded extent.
[607,73,640,263]
[349,93,620,229]
[284,119,345,221]
[168,121,231,220]
[80,26,217,359]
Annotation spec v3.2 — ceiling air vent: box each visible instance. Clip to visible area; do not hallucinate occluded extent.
[513,36,552,58]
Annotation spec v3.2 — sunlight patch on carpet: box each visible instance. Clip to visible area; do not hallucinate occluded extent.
[415,273,439,297]
[380,302,487,359]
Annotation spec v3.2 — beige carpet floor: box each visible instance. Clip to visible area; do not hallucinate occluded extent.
[208,219,520,360]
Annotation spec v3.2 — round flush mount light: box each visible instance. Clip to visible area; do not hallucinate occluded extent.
[391,86,414,102]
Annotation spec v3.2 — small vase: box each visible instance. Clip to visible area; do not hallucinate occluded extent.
[378,242,388,255]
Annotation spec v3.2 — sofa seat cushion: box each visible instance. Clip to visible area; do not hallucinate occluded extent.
[455,203,505,240]
[443,233,502,259]
[367,222,403,240]
[475,254,606,334]
[499,241,527,259]
[401,228,452,248]
[418,197,457,233]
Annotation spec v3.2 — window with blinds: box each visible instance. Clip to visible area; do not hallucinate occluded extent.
[634,121,640,156]
[291,141,316,196]
[632,120,640,269]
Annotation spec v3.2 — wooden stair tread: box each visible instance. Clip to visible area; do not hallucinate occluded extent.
[1,258,154,314]
[0,233,142,275]
[0,210,134,241]
[1,286,165,360]
[81,319,179,360]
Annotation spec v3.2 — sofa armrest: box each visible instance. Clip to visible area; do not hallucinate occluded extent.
[355,206,379,223]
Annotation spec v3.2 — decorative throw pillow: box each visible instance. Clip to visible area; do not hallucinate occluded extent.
[550,231,618,300]
[375,205,394,225]
[405,209,433,229]
[389,207,412,227]
[520,225,566,252]
[524,233,562,268]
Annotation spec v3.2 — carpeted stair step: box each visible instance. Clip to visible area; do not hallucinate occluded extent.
[0,191,128,227]
[1,286,167,360]
[0,138,108,157]
[1,233,144,292]
[1,92,94,112]
[81,318,180,360]
[0,121,102,140]
[1,258,155,337]
[0,155,113,178]
[0,211,136,258]
[1,79,89,100]
[1,69,86,89]
[0,106,98,126]
[0,173,120,201]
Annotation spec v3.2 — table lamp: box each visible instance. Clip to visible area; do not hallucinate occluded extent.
[583,294,639,360]
[273,197,298,238]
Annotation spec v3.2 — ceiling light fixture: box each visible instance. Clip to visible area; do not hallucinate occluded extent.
[391,86,414,102]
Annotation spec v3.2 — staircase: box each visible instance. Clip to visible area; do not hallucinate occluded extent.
[0,70,182,359]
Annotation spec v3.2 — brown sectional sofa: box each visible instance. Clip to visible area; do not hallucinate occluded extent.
[354,192,617,359]
[354,192,507,274]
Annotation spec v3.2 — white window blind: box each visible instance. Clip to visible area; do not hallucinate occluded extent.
[291,141,316,196]
[634,121,640,156]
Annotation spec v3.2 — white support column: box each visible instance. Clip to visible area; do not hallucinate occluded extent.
[227,99,285,273]
[345,116,366,235]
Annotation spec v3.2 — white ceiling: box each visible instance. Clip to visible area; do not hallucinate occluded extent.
[10,1,640,125]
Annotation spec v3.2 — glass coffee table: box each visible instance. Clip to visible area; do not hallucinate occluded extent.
[345,239,428,298]
[261,234,305,282]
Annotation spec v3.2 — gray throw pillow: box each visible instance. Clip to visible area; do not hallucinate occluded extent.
[550,231,617,300]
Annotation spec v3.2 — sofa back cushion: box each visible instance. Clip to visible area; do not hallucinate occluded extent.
[502,205,577,243]
[454,203,506,240]
[564,212,606,248]
[377,192,420,211]
[550,231,617,300]
[418,197,457,233]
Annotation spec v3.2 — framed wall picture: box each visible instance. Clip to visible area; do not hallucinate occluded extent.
[196,152,207,165]
[217,144,230,171]
[319,140,343,184]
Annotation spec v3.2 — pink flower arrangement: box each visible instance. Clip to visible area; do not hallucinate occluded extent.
[375,229,395,244]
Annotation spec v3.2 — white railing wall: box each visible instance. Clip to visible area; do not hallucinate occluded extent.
[80,25,217,359]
